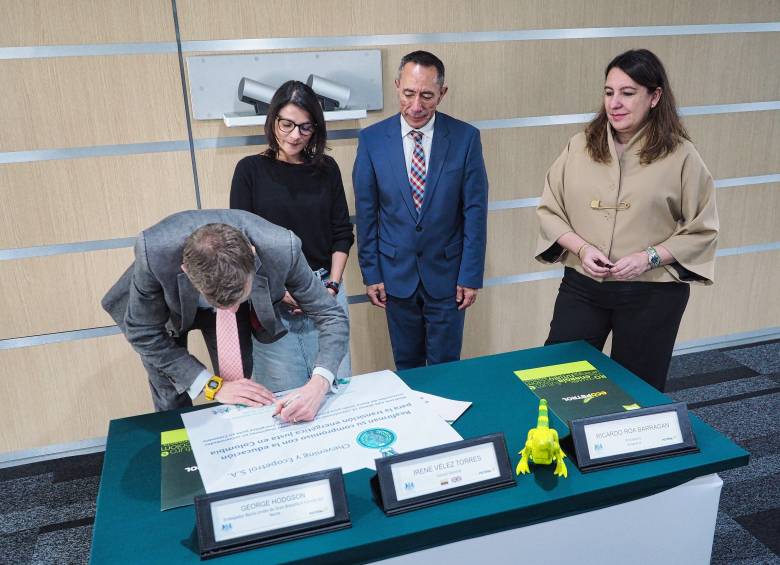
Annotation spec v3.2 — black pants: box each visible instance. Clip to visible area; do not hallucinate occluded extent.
[545,268,690,391]
[146,302,255,412]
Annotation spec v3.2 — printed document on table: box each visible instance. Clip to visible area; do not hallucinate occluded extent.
[181,370,462,493]
[414,391,472,423]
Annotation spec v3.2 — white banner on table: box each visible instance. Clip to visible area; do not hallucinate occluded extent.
[181,370,462,493]
[415,391,472,423]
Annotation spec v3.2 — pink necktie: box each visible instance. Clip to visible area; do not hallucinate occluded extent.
[216,307,244,381]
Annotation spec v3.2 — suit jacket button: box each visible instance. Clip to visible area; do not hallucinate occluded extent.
[416,225,422,232]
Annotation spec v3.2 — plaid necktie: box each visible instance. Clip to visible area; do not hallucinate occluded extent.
[409,130,426,212]
[216,306,244,381]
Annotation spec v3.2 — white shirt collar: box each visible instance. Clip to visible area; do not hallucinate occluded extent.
[400,112,436,139]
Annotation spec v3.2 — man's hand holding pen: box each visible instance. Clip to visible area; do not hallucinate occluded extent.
[272,374,330,423]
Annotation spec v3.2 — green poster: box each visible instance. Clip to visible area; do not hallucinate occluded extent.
[160,428,205,511]
[515,360,640,425]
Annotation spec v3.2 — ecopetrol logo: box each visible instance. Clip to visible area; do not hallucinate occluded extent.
[561,391,608,404]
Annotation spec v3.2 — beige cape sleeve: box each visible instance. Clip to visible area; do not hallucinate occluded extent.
[535,141,574,263]
[659,144,719,285]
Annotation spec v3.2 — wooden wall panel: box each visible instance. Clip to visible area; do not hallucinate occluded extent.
[349,302,394,374]
[485,207,544,279]
[177,0,780,40]
[186,33,779,142]
[717,183,780,249]
[365,34,780,125]
[342,260,365,296]
[196,146,257,209]
[687,112,780,180]
[0,248,133,340]
[481,125,581,201]
[679,251,780,341]
[1,55,187,152]
[0,153,197,248]
[0,0,174,47]
[0,335,153,453]
[462,278,560,359]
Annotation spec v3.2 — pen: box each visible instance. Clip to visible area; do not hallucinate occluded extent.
[272,394,301,419]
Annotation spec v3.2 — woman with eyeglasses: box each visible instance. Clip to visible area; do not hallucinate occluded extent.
[230,80,354,395]
[535,49,718,392]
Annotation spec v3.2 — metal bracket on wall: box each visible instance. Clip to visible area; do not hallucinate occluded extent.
[187,49,382,124]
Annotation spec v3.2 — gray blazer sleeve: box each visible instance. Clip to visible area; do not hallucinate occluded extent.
[122,234,206,393]
[284,233,349,376]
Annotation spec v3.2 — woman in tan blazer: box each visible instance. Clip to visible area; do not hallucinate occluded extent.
[536,49,718,391]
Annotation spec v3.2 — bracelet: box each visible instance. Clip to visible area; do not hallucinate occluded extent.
[576,243,591,259]
[646,246,662,269]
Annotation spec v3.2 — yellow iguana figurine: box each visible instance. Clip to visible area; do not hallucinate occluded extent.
[516,398,568,478]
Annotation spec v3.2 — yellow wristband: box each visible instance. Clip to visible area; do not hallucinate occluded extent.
[576,243,591,259]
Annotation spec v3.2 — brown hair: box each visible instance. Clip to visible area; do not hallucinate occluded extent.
[182,223,254,308]
[585,49,690,165]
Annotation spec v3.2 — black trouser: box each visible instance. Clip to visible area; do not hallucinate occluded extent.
[545,268,690,392]
[146,302,255,412]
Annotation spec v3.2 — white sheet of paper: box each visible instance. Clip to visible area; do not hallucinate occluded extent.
[181,370,462,493]
[414,391,472,423]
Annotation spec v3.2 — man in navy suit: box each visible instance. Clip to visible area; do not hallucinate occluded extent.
[353,51,489,369]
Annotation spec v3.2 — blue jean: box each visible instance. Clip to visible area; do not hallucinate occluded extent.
[251,276,351,393]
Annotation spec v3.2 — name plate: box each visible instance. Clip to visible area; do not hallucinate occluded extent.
[374,433,515,516]
[570,402,698,472]
[195,468,350,559]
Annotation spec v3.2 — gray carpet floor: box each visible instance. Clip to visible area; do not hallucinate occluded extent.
[1,339,778,564]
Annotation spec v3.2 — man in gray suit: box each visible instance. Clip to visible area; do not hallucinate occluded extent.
[102,209,349,421]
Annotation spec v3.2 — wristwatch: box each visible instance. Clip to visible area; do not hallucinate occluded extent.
[204,375,223,401]
[646,246,662,269]
[324,280,340,293]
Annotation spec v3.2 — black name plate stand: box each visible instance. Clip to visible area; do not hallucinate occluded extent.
[195,467,350,560]
[570,402,699,472]
[374,433,516,516]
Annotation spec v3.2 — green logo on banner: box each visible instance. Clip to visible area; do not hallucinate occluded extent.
[357,428,396,449]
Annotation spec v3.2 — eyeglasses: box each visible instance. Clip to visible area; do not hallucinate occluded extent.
[276,117,316,136]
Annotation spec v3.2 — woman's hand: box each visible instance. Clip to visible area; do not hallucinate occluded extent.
[609,252,651,280]
[580,245,613,278]
[282,291,303,315]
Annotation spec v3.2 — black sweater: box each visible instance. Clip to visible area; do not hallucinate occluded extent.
[230,154,354,271]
